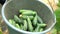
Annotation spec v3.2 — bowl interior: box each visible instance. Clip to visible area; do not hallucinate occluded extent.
[4,0,55,31]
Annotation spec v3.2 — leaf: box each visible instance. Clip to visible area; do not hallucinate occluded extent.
[57,0,60,7]
[54,8,60,31]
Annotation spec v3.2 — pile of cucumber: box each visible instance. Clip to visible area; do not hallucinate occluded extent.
[9,10,47,32]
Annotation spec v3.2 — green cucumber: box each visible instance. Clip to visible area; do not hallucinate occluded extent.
[19,10,35,13]
[27,17,33,32]
[19,15,34,20]
[34,25,40,32]
[33,15,37,26]
[14,15,23,24]
[39,28,43,32]
[22,11,36,16]
[15,24,20,29]
[23,20,27,31]
[37,16,43,24]
[20,24,24,30]
[38,24,47,27]
[9,19,16,26]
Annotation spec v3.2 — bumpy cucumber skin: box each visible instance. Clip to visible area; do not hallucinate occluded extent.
[33,15,37,26]
[27,17,33,32]
[22,11,36,16]
[14,15,23,24]
[23,20,27,31]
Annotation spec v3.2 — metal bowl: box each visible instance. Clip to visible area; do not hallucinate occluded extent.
[2,0,56,34]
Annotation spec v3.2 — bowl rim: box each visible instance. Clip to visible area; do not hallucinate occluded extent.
[1,0,56,34]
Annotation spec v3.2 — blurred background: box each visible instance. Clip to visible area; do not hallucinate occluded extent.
[0,0,60,34]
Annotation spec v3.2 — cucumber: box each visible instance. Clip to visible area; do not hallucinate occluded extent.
[37,16,43,24]
[20,24,24,30]
[19,10,35,13]
[22,11,36,16]
[39,28,43,32]
[9,19,13,24]
[27,17,33,32]
[23,20,27,31]
[19,15,34,20]
[34,25,40,32]
[33,15,37,26]
[14,15,23,24]
[9,19,16,26]
[15,24,20,29]
[38,24,47,27]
